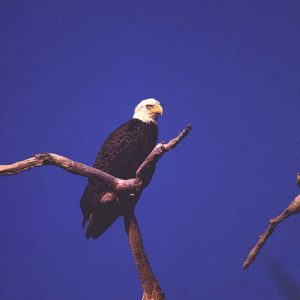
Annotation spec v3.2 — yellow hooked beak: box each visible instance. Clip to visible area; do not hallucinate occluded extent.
[151,104,163,115]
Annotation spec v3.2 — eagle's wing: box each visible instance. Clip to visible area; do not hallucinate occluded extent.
[93,118,152,178]
[80,119,157,239]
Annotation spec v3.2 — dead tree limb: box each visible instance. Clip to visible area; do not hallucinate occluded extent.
[243,174,300,269]
[0,124,192,300]
[0,124,192,194]
[125,211,165,300]
[0,152,124,189]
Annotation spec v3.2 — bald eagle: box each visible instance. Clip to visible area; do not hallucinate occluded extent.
[80,99,163,239]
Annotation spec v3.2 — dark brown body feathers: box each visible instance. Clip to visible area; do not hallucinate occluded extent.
[80,118,158,239]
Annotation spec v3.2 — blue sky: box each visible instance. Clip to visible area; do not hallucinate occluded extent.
[0,0,300,299]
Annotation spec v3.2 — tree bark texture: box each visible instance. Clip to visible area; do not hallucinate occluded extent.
[0,124,192,300]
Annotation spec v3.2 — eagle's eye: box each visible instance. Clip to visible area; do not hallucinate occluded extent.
[146,104,154,109]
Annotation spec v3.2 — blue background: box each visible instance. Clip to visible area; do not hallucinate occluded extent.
[0,0,300,299]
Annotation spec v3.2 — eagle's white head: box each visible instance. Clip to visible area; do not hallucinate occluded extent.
[133,98,163,123]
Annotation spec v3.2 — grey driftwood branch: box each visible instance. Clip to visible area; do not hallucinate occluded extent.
[0,124,192,300]
[243,173,300,269]
[0,124,192,192]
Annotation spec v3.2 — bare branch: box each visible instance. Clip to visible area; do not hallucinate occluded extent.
[136,124,192,180]
[124,211,165,300]
[0,124,192,299]
[0,124,192,194]
[163,123,192,151]
[243,193,300,269]
[0,152,121,188]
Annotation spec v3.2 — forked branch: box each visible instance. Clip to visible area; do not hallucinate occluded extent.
[0,124,192,194]
[0,124,192,300]
[243,174,300,269]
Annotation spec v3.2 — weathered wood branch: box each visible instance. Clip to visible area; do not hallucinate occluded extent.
[136,124,192,180]
[243,173,300,269]
[0,152,123,188]
[0,124,192,300]
[124,211,165,300]
[0,124,192,194]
